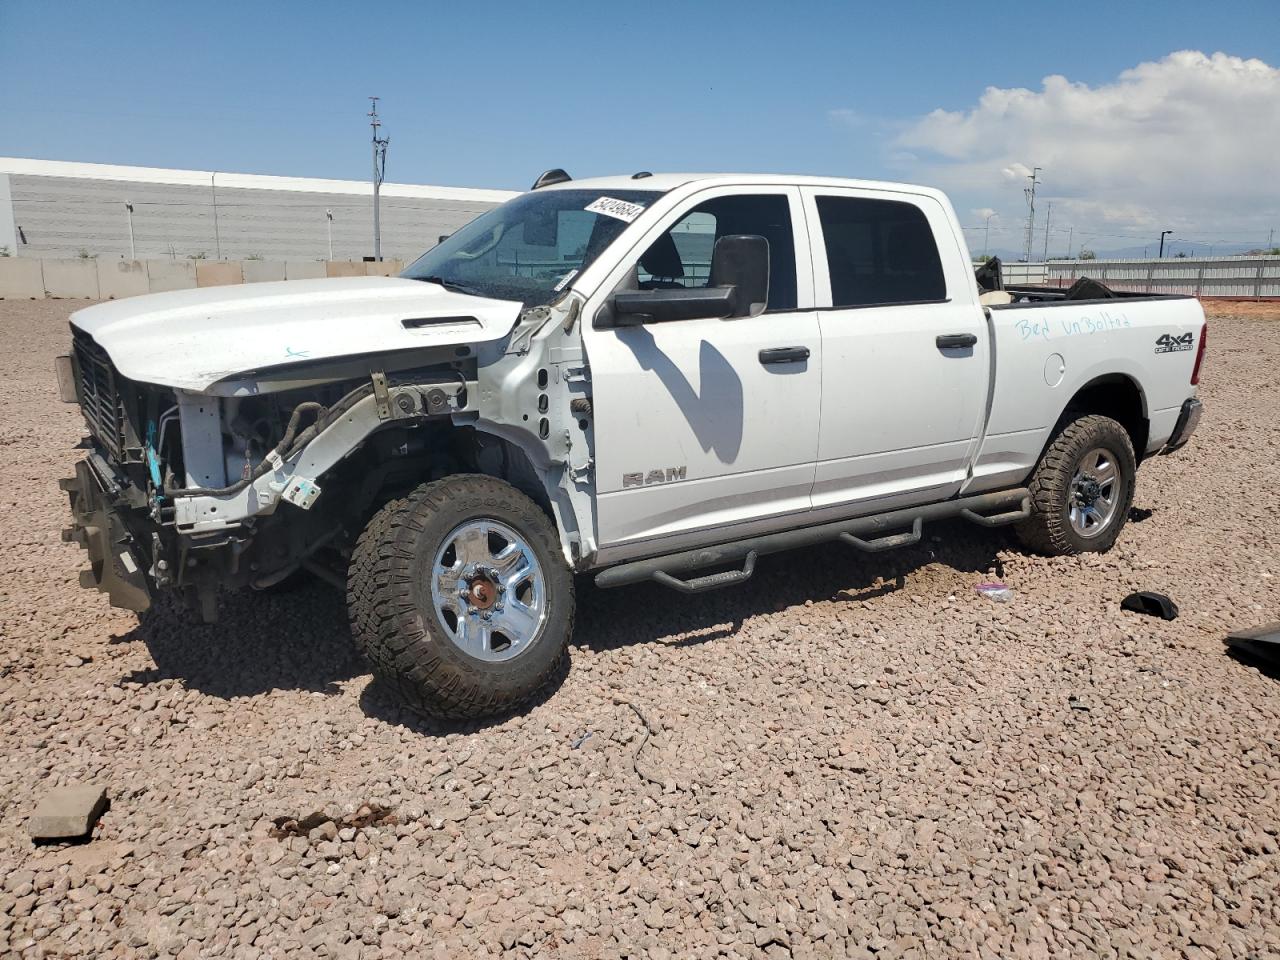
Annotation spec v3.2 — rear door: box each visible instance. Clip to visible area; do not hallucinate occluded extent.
[800,187,988,512]
[582,186,821,555]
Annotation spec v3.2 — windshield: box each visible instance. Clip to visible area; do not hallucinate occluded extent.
[403,188,663,307]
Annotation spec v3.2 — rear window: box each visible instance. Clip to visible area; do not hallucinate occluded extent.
[815,197,946,307]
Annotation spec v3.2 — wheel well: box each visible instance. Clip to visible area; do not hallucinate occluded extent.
[338,422,555,526]
[1062,375,1149,460]
[466,429,555,517]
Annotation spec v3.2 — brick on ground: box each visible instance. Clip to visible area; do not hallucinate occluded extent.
[27,784,108,841]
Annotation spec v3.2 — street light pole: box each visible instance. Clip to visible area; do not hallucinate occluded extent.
[125,202,135,259]
[211,173,222,260]
[983,213,995,258]
[1159,230,1172,258]
[326,209,334,261]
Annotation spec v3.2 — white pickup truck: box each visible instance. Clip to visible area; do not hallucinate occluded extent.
[59,171,1206,719]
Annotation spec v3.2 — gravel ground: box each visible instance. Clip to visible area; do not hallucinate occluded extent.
[2,297,1279,959]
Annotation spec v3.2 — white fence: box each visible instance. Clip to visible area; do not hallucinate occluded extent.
[1000,256,1280,298]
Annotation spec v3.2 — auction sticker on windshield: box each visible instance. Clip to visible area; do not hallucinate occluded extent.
[585,196,646,223]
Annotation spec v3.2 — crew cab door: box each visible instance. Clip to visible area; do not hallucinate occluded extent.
[800,187,988,512]
[582,186,820,556]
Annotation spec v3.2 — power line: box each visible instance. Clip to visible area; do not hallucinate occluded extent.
[1022,166,1041,262]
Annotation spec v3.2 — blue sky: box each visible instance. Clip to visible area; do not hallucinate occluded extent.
[2,0,1277,255]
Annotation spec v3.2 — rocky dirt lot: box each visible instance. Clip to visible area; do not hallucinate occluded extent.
[1,298,1279,960]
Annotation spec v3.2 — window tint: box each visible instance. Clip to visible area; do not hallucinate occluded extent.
[636,194,797,311]
[815,197,946,307]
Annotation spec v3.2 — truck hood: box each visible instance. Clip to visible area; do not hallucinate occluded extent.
[69,276,524,392]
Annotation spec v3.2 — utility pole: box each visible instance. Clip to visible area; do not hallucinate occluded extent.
[211,174,222,260]
[125,202,136,259]
[368,97,389,262]
[982,213,996,258]
[326,209,334,261]
[1042,201,1052,261]
[1159,229,1172,259]
[1269,227,1275,250]
[1066,226,1073,259]
[1022,166,1042,262]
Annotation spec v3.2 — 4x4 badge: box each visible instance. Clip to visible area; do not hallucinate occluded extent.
[1155,332,1194,354]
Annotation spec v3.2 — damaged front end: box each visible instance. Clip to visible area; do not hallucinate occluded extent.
[60,325,480,623]
[58,265,600,625]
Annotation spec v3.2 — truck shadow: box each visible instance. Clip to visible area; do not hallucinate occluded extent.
[118,579,366,699]
[364,519,1014,735]
[119,518,1013,732]
[574,518,1011,654]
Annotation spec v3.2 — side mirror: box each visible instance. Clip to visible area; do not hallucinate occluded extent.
[604,234,771,327]
[613,286,737,325]
[710,234,769,318]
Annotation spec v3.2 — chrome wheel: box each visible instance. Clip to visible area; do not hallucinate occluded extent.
[1068,447,1122,538]
[430,519,547,662]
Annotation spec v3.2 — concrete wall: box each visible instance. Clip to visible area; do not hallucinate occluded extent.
[0,258,406,299]
[41,259,100,298]
[97,258,149,299]
[285,261,327,281]
[2,161,511,262]
[195,261,243,287]
[0,258,44,298]
[241,260,286,283]
[146,259,197,293]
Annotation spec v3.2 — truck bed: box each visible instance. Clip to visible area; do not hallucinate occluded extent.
[997,284,1197,307]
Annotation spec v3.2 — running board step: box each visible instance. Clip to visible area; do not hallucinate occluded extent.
[651,551,757,594]
[960,496,1031,527]
[596,486,1030,594]
[840,517,922,553]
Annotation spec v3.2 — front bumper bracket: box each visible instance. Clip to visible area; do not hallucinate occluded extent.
[60,457,152,613]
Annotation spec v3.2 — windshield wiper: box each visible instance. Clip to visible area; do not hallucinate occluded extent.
[415,275,480,295]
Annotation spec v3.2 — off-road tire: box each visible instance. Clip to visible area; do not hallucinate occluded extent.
[347,475,574,721]
[1015,414,1136,556]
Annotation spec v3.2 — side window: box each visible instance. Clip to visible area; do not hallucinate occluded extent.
[636,194,798,311]
[815,197,946,307]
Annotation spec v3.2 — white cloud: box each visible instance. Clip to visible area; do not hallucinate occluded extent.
[890,51,1280,249]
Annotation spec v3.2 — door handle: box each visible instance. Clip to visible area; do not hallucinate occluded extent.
[936,333,978,349]
[759,346,810,365]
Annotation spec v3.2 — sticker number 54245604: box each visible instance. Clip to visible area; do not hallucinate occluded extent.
[584,196,646,223]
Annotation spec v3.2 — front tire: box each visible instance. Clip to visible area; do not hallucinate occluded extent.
[1015,414,1136,556]
[347,475,574,721]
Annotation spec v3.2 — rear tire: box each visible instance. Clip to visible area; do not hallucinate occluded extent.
[347,475,574,721]
[1015,414,1136,556]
